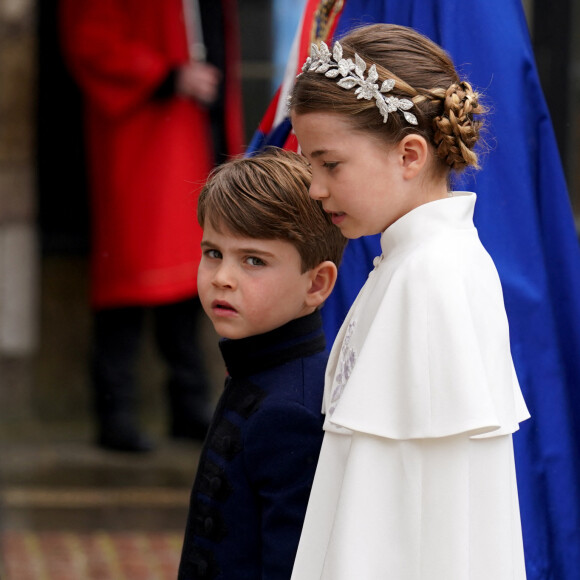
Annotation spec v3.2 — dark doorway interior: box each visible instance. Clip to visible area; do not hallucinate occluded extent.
[37,0,90,256]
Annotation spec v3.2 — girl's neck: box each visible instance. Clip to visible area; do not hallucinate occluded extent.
[414,176,450,206]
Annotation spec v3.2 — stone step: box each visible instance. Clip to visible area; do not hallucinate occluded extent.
[0,440,201,488]
[0,435,201,532]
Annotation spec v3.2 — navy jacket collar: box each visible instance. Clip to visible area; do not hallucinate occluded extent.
[219,311,326,378]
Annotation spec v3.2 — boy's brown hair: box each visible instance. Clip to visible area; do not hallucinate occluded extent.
[198,148,347,272]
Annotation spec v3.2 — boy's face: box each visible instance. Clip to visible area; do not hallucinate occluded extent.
[198,222,317,339]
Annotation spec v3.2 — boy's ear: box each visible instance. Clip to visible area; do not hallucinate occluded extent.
[305,260,338,309]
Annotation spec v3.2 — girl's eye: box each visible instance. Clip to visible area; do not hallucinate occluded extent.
[246,256,266,267]
[204,249,221,259]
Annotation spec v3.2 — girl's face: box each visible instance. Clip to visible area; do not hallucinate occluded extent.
[292,111,422,238]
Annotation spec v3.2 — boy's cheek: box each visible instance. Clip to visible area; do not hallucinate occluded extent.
[196,275,211,304]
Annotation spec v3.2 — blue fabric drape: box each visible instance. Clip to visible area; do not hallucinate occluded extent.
[333,4,580,577]
[249,1,580,577]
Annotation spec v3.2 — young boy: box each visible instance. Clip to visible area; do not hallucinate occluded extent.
[178,148,346,579]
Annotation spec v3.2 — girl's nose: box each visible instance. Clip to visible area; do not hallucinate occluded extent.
[309,178,328,200]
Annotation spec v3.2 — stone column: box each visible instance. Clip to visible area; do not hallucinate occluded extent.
[0,0,39,420]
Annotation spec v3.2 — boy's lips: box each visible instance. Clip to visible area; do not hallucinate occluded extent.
[211,299,238,317]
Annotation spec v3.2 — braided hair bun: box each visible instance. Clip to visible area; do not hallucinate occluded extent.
[433,82,484,170]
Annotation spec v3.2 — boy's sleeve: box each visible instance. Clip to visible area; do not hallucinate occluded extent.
[244,400,324,579]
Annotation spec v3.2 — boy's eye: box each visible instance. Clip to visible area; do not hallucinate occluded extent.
[204,248,221,259]
[245,256,266,267]
[323,161,339,171]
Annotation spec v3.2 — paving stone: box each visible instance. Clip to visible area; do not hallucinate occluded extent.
[0,531,183,580]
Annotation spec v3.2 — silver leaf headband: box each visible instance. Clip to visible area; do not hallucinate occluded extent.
[301,41,418,126]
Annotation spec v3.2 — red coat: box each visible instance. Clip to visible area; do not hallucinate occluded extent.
[60,0,244,308]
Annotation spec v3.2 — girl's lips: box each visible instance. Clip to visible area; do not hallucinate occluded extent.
[330,212,346,226]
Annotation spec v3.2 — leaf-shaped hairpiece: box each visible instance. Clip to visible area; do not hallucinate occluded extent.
[300,40,418,125]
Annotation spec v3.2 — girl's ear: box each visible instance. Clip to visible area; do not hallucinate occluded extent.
[397,134,429,179]
[305,260,338,309]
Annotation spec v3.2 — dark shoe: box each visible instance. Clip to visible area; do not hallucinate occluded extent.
[170,417,211,442]
[98,431,154,452]
[97,419,154,452]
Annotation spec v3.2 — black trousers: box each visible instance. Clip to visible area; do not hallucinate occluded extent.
[91,297,211,435]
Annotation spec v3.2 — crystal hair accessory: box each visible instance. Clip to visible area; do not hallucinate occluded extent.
[301,41,418,125]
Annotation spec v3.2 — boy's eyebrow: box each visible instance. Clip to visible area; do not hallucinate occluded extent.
[310,149,328,159]
[237,247,277,258]
[201,239,277,258]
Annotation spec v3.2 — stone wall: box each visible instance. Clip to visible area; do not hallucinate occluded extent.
[0,0,39,421]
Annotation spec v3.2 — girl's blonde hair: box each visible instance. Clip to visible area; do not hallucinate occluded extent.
[291,24,485,173]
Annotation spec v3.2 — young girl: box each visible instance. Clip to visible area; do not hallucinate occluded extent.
[289,24,530,579]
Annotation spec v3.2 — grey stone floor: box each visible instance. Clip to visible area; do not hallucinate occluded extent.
[0,421,204,578]
[0,421,202,533]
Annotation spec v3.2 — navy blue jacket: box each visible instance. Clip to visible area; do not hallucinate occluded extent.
[178,311,328,579]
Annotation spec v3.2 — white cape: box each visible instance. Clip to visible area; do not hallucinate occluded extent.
[292,193,529,580]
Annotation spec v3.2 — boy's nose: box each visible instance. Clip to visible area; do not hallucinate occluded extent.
[212,264,236,289]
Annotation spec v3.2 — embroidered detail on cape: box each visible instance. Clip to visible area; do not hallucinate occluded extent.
[329,320,357,415]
